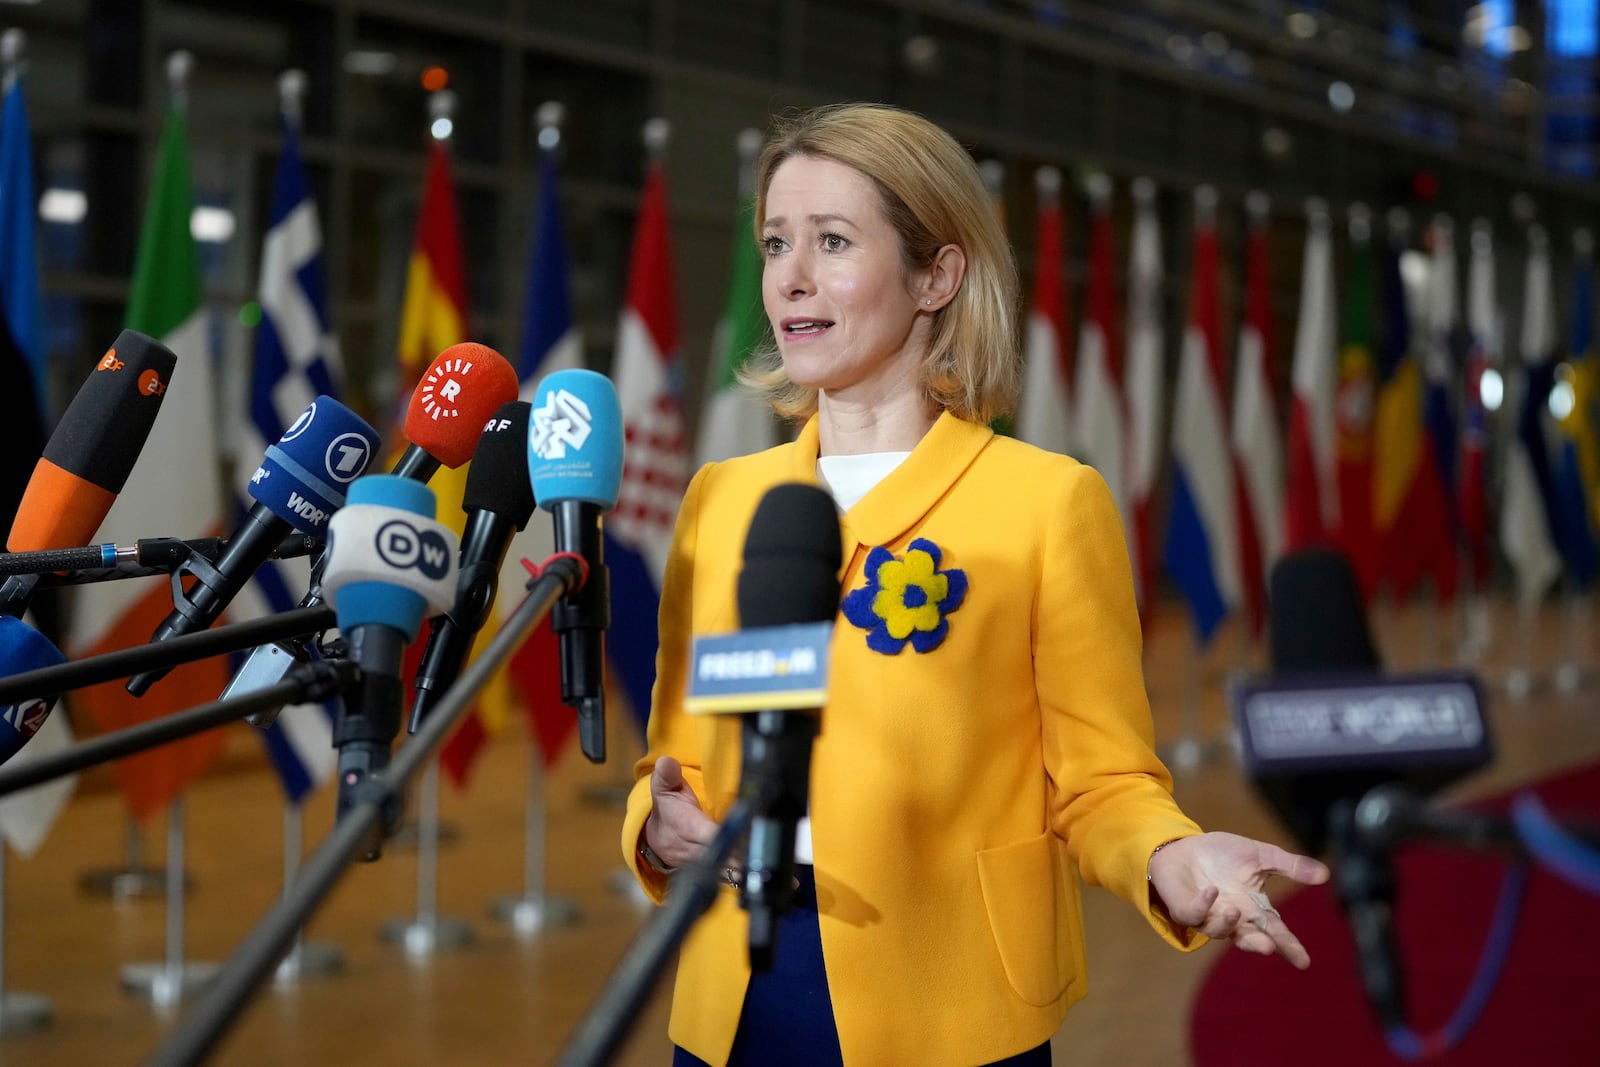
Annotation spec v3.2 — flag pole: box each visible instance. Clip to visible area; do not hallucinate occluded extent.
[380,85,475,956]
[492,101,583,937]
[268,69,343,983]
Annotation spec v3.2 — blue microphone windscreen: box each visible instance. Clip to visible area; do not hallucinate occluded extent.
[249,396,381,533]
[528,369,624,511]
[0,616,66,766]
[326,474,445,637]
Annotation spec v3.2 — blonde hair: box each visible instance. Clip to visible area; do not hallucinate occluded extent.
[741,103,1021,425]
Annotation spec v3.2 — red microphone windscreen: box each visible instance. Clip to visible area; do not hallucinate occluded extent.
[402,342,519,468]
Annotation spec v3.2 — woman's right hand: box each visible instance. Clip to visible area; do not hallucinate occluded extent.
[643,755,721,870]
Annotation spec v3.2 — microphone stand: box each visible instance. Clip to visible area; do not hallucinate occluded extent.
[0,660,357,797]
[0,606,335,706]
[146,555,585,1067]
[554,795,763,1067]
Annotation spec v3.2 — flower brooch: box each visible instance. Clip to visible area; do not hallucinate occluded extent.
[842,538,968,654]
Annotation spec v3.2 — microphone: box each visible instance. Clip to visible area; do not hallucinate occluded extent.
[124,396,380,696]
[409,401,535,732]
[218,343,517,717]
[390,342,521,481]
[528,369,624,765]
[321,474,458,860]
[0,615,68,766]
[733,483,841,970]
[1233,548,1494,1037]
[2,330,176,618]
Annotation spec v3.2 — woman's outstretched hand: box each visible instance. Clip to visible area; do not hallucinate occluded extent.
[642,756,720,870]
[1147,832,1331,969]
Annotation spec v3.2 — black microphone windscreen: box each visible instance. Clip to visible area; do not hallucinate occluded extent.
[45,330,177,494]
[1268,548,1380,674]
[737,483,841,629]
[461,400,534,526]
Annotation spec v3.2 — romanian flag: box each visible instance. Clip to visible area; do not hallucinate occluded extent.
[67,102,229,822]
[1371,215,1456,604]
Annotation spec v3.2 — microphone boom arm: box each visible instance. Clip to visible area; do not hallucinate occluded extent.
[147,554,585,1067]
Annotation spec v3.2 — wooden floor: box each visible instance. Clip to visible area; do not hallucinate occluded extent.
[1,595,1596,1067]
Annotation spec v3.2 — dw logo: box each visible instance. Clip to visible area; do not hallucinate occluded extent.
[529,388,592,460]
[375,519,452,580]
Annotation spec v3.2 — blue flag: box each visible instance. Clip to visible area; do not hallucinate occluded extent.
[0,75,48,547]
[243,119,342,803]
[1553,245,1599,587]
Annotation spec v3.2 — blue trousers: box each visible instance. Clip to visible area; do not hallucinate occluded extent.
[672,867,1052,1067]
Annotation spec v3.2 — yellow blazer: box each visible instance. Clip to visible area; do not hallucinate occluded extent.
[623,412,1205,1067]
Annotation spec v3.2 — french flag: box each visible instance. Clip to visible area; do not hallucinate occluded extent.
[1163,187,1239,645]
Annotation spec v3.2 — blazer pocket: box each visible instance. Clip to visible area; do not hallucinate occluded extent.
[976,831,1083,1007]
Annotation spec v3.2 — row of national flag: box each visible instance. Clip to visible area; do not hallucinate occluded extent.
[1014,174,1600,648]
[0,69,777,854]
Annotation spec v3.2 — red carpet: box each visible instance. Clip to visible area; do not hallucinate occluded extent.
[1190,761,1600,1065]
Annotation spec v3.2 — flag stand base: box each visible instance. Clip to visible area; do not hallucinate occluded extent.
[380,916,474,957]
[273,941,344,984]
[78,867,188,899]
[119,961,219,1008]
[0,993,51,1035]
[491,893,581,935]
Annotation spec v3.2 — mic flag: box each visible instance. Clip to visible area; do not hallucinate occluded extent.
[702,481,841,971]
[124,396,379,696]
[6,330,175,556]
[323,475,458,855]
[0,615,66,766]
[529,368,624,509]
[409,400,535,732]
[399,342,521,473]
[529,368,624,763]
[249,396,380,533]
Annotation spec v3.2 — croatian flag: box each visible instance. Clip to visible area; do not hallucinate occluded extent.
[608,143,689,736]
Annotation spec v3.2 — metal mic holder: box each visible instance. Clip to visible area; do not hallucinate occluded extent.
[1353,783,1600,856]
[148,555,586,1067]
[0,659,358,797]
[0,605,335,706]
[555,795,763,1067]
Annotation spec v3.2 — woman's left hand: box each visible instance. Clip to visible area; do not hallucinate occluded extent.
[1146,832,1330,969]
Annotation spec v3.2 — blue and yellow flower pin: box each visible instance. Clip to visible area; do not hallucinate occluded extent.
[842,538,968,654]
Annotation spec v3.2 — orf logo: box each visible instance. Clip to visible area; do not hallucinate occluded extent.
[139,369,168,396]
[529,388,593,460]
[97,349,125,372]
[419,356,475,421]
[375,519,452,580]
[324,432,372,484]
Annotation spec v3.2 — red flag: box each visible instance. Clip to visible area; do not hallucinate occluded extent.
[1124,177,1165,620]
[1285,201,1338,550]
[1229,195,1280,637]
[1016,166,1073,456]
[1073,175,1127,523]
